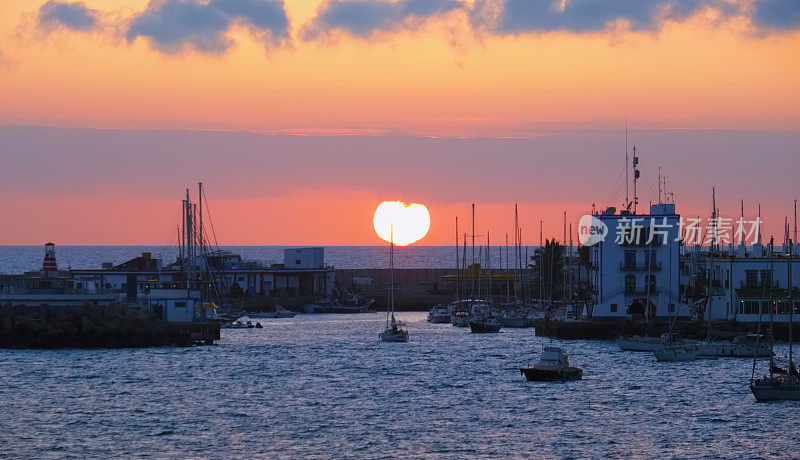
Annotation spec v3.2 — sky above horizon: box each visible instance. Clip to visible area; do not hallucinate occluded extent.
[0,1,798,245]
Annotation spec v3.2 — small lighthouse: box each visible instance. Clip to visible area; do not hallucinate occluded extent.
[42,242,57,275]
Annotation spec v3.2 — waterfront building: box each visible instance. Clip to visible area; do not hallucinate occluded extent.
[705,243,799,323]
[588,203,689,321]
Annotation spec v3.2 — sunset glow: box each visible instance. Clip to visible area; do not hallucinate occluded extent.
[373,201,430,246]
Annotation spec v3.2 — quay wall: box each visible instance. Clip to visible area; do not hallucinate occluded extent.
[335,268,456,311]
[0,305,219,348]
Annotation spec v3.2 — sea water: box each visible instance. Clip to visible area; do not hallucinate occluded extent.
[1,313,796,458]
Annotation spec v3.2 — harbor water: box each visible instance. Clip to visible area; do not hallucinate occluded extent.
[1,312,797,458]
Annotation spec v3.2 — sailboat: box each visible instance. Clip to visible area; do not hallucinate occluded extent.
[469,230,502,333]
[380,225,409,343]
[750,238,800,401]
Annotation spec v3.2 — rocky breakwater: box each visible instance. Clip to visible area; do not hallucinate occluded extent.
[0,305,219,348]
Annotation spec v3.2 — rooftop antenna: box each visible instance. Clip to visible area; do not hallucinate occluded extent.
[658,167,662,204]
[711,187,717,252]
[794,199,797,249]
[632,147,640,214]
[625,114,629,209]
[758,203,762,245]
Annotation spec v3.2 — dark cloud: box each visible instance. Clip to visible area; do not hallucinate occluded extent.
[302,0,465,40]
[474,0,740,35]
[37,0,99,34]
[126,0,290,55]
[752,0,800,31]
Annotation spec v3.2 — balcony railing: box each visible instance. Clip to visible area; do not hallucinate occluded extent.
[619,261,662,271]
[623,286,659,296]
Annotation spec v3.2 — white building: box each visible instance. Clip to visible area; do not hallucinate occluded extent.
[589,203,689,321]
[706,243,800,323]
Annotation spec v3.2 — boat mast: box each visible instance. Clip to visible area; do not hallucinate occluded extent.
[540,220,543,308]
[471,203,475,308]
[770,237,775,372]
[506,232,510,303]
[388,223,394,327]
[455,217,460,305]
[788,238,793,368]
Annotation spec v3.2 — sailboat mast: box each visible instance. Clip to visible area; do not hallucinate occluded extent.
[471,203,475,307]
[506,233,510,302]
[455,217,459,305]
[540,220,543,307]
[388,224,394,327]
[788,239,793,367]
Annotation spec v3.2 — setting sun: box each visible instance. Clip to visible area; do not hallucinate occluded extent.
[372,201,430,246]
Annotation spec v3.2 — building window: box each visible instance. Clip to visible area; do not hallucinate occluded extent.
[669,303,675,313]
[610,303,617,313]
[625,274,636,293]
[624,251,636,269]
[296,259,302,265]
[745,270,758,287]
[175,301,186,308]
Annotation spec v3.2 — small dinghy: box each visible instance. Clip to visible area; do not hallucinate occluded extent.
[520,346,583,381]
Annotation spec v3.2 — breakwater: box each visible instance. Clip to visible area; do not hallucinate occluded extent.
[0,305,219,348]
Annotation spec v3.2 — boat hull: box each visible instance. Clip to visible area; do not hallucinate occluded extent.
[428,314,451,323]
[653,347,699,362]
[616,338,666,352]
[750,382,800,401]
[304,304,370,314]
[502,317,526,328]
[520,367,582,382]
[379,330,409,342]
[697,343,773,358]
[469,322,502,333]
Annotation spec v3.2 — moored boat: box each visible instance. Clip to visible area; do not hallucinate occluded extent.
[653,343,699,362]
[469,315,502,333]
[428,303,453,323]
[520,346,583,381]
[616,334,672,352]
[304,295,374,314]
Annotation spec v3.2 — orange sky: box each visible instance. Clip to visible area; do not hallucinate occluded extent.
[1,0,799,134]
[0,1,798,246]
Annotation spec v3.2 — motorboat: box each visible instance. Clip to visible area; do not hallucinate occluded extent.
[428,303,454,323]
[262,306,297,318]
[520,346,583,381]
[469,314,502,333]
[653,343,699,362]
[697,335,774,358]
[223,320,255,329]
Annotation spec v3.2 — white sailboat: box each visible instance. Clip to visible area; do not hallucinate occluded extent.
[380,225,409,343]
[750,238,800,401]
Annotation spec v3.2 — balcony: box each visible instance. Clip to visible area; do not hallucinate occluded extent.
[624,286,659,296]
[619,261,662,272]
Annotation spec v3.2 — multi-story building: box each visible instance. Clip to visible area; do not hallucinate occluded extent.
[588,203,689,321]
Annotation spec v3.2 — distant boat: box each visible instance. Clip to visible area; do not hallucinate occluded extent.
[653,343,699,362]
[304,295,374,314]
[428,302,455,323]
[750,238,800,401]
[469,315,502,333]
[242,307,296,319]
[223,319,256,329]
[520,346,583,381]
[380,225,408,343]
[696,335,773,358]
[616,334,673,352]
